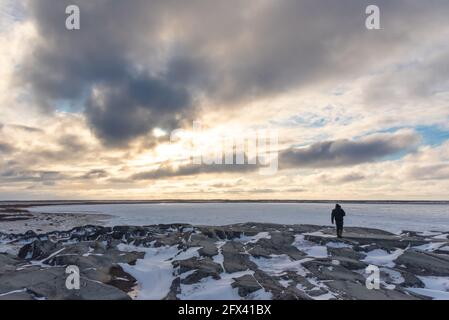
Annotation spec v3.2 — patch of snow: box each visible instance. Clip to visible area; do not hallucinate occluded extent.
[82,247,103,257]
[293,235,328,258]
[247,288,273,300]
[118,244,200,300]
[326,241,352,249]
[417,231,442,237]
[432,234,448,240]
[407,277,449,300]
[0,288,27,297]
[279,279,292,288]
[413,242,446,252]
[237,232,271,244]
[381,268,405,285]
[250,254,312,277]
[331,260,340,266]
[362,249,404,268]
[419,276,449,291]
[178,270,255,300]
[212,241,226,271]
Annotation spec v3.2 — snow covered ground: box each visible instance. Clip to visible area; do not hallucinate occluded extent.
[26,202,449,233]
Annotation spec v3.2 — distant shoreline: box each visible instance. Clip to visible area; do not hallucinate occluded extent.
[1,199,449,208]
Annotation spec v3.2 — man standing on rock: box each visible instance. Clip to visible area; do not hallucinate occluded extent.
[331,204,346,238]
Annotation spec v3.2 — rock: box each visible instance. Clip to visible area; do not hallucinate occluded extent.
[248,232,305,260]
[252,270,311,300]
[189,235,219,257]
[164,277,181,300]
[0,253,23,273]
[303,259,366,283]
[222,241,257,273]
[18,240,59,260]
[107,265,138,293]
[231,274,262,297]
[175,257,223,284]
[0,267,130,300]
[326,280,422,300]
[328,247,365,260]
[395,250,449,276]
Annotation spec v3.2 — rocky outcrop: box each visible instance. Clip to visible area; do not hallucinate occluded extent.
[0,223,448,300]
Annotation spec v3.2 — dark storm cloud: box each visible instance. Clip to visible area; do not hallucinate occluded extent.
[20,0,198,146]
[317,172,366,185]
[18,0,449,146]
[131,162,258,180]
[79,169,109,180]
[280,130,420,168]
[0,142,14,154]
[85,74,192,146]
[0,168,67,183]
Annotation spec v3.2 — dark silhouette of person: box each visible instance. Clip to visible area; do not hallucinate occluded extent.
[331,204,346,238]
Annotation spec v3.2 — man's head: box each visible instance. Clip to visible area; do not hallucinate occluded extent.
[335,204,341,209]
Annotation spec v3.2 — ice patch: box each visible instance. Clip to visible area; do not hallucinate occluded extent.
[248,288,273,300]
[118,244,200,300]
[326,241,352,249]
[413,242,446,252]
[250,254,311,277]
[237,232,271,244]
[212,241,226,271]
[293,235,328,258]
[417,231,442,237]
[331,260,340,266]
[279,279,292,288]
[0,288,27,297]
[381,268,405,285]
[362,249,404,268]
[178,270,257,300]
[407,276,449,300]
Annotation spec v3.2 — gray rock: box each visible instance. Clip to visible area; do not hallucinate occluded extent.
[222,241,257,273]
[174,257,223,284]
[0,267,130,300]
[231,274,262,297]
[303,259,366,283]
[395,250,449,276]
[326,280,422,300]
[18,240,59,260]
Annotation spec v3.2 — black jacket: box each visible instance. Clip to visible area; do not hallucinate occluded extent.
[331,207,346,224]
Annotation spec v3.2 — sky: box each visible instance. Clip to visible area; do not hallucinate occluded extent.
[0,0,449,200]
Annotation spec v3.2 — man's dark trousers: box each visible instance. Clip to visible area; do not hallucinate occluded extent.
[335,219,343,238]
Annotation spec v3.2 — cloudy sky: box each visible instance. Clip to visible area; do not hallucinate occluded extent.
[0,0,449,200]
